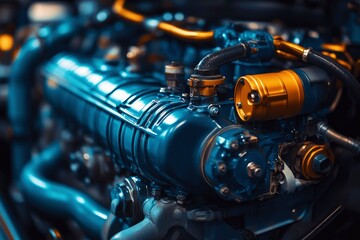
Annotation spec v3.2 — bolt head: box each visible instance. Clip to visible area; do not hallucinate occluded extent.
[219,186,230,196]
[253,167,263,177]
[313,153,332,175]
[247,162,263,178]
[239,78,245,85]
[208,106,220,117]
[216,161,227,175]
[248,90,261,104]
[230,141,239,150]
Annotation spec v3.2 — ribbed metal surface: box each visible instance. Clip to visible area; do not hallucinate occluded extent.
[42,53,222,194]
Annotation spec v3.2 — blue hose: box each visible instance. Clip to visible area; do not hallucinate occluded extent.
[20,142,110,239]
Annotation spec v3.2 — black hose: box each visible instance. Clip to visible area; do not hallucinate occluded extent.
[317,122,360,154]
[194,43,252,74]
[306,50,360,104]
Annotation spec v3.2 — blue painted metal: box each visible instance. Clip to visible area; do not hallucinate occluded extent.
[214,26,275,81]
[0,194,25,240]
[203,126,278,201]
[293,66,333,115]
[41,53,291,202]
[20,142,110,239]
[42,53,223,195]
[8,19,86,180]
[214,27,274,60]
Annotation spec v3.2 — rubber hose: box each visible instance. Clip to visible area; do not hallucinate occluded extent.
[307,50,360,104]
[195,43,251,73]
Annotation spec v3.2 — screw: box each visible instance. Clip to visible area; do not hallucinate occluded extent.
[230,141,239,151]
[239,78,245,85]
[247,162,263,178]
[236,102,242,108]
[208,105,220,117]
[216,161,227,175]
[219,186,230,196]
[248,90,261,104]
[312,153,332,175]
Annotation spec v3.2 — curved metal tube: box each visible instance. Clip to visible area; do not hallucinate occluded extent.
[8,19,85,180]
[317,122,360,154]
[273,37,360,104]
[112,0,214,41]
[111,218,158,240]
[20,142,110,239]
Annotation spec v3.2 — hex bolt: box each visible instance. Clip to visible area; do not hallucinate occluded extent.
[230,140,239,151]
[216,161,227,175]
[208,105,220,117]
[248,90,261,104]
[219,185,230,196]
[239,78,245,85]
[247,162,263,178]
[312,153,332,175]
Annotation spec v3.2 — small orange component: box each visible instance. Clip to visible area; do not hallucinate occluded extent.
[297,143,334,180]
[0,34,14,52]
[188,76,225,97]
[234,70,304,121]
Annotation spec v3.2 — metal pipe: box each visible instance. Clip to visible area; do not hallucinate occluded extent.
[20,142,110,239]
[112,0,214,41]
[317,122,360,154]
[0,194,25,240]
[273,37,360,104]
[8,19,85,180]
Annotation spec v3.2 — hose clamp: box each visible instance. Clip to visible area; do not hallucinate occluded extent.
[302,48,311,62]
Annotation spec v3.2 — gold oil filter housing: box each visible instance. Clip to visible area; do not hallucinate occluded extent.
[234,66,333,121]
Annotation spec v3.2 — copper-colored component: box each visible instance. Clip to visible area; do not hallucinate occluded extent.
[274,38,353,70]
[273,38,305,58]
[157,22,214,41]
[321,43,346,53]
[188,76,225,97]
[0,34,14,52]
[275,49,299,61]
[234,70,304,121]
[112,0,214,41]
[297,142,334,180]
[113,0,144,23]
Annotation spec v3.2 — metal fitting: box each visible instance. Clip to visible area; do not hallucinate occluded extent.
[219,185,230,196]
[312,153,332,175]
[247,162,263,178]
[207,105,220,117]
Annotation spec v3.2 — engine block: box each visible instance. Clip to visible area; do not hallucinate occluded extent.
[1,1,360,240]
